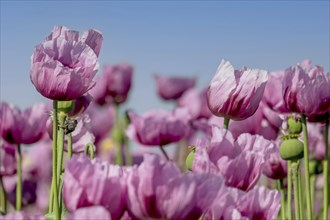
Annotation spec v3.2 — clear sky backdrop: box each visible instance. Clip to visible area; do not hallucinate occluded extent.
[1,0,329,114]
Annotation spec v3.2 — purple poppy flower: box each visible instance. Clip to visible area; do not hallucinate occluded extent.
[0,212,46,220]
[228,102,281,140]
[68,93,93,117]
[0,102,48,145]
[207,59,268,120]
[235,186,281,220]
[262,140,288,179]
[195,100,282,141]
[30,25,103,101]
[23,138,52,181]
[6,179,37,208]
[65,206,112,220]
[307,122,329,161]
[126,154,223,219]
[63,155,126,220]
[177,88,212,120]
[126,108,191,146]
[90,63,133,105]
[263,70,290,113]
[193,126,275,191]
[103,63,133,104]
[283,59,330,116]
[86,104,115,145]
[155,75,196,100]
[208,185,281,220]
[0,140,16,177]
[89,74,109,105]
[205,186,246,220]
[4,139,52,212]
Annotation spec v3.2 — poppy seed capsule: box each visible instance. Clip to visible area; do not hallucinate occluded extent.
[287,117,302,134]
[279,139,304,161]
[185,150,195,171]
[58,101,75,113]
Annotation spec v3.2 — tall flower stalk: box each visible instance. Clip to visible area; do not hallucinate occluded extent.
[323,119,329,219]
[49,101,60,220]
[291,162,300,219]
[301,115,313,219]
[15,144,22,211]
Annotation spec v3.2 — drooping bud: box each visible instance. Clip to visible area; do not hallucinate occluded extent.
[279,139,304,161]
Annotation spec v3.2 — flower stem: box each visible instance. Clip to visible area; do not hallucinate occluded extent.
[56,111,66,218]
[15,144,22,211]
[298,167,304,219]
[67,133,73,159]
[84,143,95,159]
[310,174,315,211]
[0,176,7,214]
[291,161,300,219]
[287,161,292,220]
[301,114,313,219]
[277,179,286,220]
[223,117,230,129]
[114,104,123,165]
[160,145,170,161]
[57,112,66,181]
[323,118,329,220]
[49,101,60,220]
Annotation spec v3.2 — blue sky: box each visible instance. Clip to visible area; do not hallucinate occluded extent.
[1,1,329,113]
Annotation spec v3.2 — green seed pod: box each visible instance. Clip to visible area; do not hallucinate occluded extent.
[185,150,195,171]
[287,117,302,134]
[279,138,304,161]
[58,101,75,113]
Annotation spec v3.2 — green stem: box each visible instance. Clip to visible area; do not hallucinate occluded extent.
[310,174,315,210]
[277,179,286,220]
[49,101,60,220]
[57,112,66,184]
[114,104,123,165]
[291,161,300,219]
[15,144,22,211]
[84,143,95,159]
[323,118,329,220]
[160,145,170,161]
[298,167,304,219]
[124,140,132,166]
[56,111,66,218]
[0,176,7,214]
[223,117,230,129]
[301,114,313,219]
[68,133,73,159]
[287,161,292,220]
